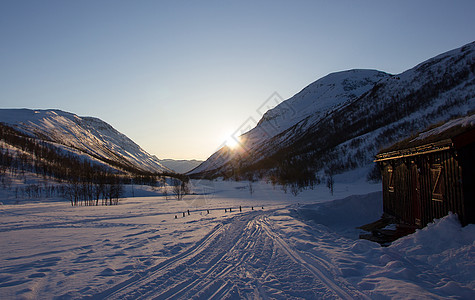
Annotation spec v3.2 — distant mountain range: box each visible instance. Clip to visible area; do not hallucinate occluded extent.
[159,159,203,174]
[0,109,171,174]
[190,41,475,184]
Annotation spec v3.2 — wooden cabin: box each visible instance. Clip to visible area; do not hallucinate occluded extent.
[375,114,475,228]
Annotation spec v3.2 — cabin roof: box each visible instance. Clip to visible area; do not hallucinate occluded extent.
[375,113,475,162]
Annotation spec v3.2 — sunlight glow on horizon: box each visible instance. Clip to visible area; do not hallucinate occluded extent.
[225,135,240,149]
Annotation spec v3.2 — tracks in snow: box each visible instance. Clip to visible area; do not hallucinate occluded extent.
[90,210,367,299]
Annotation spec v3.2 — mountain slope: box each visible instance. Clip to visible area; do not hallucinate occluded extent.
[191,69,391,175]
[191,41,475,183]
[0,109,170,173]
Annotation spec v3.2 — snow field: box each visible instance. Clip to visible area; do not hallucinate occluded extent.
[0,177,474,299]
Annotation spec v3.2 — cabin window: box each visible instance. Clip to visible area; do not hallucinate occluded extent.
[387,165,394,193]
[430,164,444,202]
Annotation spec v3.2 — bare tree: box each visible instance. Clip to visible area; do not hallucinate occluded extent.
[291,183,300,197]
[325,168,335,196]
[172,178,184,200]
[248,181,254,196]
[172,178,189,200]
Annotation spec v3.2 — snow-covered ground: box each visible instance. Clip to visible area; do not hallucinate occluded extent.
[0,175,474,299]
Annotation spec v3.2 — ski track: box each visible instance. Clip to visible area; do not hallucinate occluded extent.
[89,210,366,300]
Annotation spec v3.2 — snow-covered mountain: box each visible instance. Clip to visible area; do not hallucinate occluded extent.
[0,109,170,173]
[190,41,475,182]
[159,159,203,174]
[191,69,390,175]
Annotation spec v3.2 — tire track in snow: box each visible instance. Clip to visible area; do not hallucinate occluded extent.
[90,210,366,299]
[258,216,370,300]
[137,213,268,299]
[87,221,228,299]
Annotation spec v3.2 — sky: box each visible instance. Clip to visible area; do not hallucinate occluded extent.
[1,1,474,160]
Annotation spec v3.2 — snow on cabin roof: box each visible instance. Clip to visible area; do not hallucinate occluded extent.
[375,113,475,162]
[414,113,475,142]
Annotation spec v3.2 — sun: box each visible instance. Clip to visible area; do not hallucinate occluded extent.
[225,136,240,149]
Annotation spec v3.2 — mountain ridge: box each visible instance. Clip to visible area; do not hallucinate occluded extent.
[0,108,171,174]
[159,158,203,174]
[190,69,390,175]
[190,41,475,186]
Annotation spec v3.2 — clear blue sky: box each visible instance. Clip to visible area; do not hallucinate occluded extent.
[1,1,474,160]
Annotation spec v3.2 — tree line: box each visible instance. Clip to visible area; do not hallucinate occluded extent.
[0,122,190,205]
